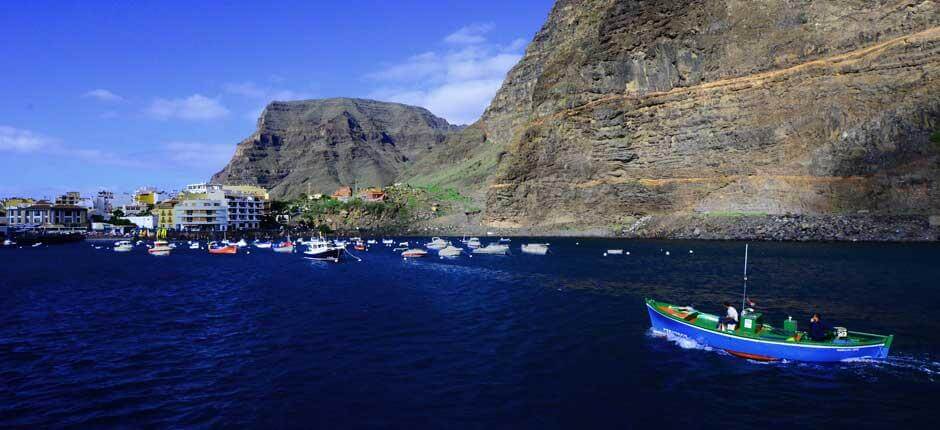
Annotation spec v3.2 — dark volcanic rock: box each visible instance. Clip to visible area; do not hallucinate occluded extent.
[479,0,940,229]
[212,98,460,199]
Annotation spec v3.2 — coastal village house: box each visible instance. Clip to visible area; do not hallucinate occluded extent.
[155,200,176,230]
[331,186,353,202]
[5,200,89,231]
[359,188,386,202]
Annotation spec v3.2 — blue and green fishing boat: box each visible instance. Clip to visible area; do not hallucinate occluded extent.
[646,299,893,362]
[646,245,894,362]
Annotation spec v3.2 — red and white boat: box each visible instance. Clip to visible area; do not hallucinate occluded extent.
[402,248,428,258]
[148,240,172,256]
[208,241,238,255]
[273,240,294,253]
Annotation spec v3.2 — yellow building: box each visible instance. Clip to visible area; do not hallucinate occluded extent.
[155,200,177,230]
[3,197,35,208]
[135,192,157,206]
[222,185,269,201]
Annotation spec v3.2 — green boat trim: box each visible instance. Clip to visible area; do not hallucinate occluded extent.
[646,298,892,348]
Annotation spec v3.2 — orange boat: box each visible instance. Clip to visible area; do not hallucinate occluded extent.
[208,242,237,255]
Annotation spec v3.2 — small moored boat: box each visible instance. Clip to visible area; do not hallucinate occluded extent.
[114,240,133,252]
[272,240,295,253]
[438,245,463,257]
[253,240,272,249]
[521,243,549,255]
[148,240,172,256]
[304,241,345,262]
[466,237,482,249]
[208,242,237,255]
[425,237,449,250]
[472,243,509,255]
[402,248,428,258]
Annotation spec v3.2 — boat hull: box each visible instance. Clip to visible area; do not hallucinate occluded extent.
[304,247,343,262]
[646,303,890,362]
[208,246,237,255]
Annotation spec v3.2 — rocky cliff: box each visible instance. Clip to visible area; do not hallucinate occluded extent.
[212,98,460,199]
[480,0,940,230]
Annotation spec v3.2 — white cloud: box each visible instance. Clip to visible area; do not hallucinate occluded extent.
[0,125,144,167]
[146,94,230,121]
[83,88,124,102]
[365,24,524,125]
[163,141,233,168]
[444,23,494,45]
[0,125,57,153]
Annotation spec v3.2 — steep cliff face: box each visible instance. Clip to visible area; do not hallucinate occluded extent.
[482,0,940,228]
[212,98,459,199]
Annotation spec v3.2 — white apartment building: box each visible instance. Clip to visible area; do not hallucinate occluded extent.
[176,183,266,231]
[172,198,229,231]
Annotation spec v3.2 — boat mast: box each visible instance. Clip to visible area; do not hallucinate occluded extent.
[741,244,749,313]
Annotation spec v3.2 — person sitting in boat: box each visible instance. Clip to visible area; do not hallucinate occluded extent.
[717,302,739,331]
[808,313,831,341]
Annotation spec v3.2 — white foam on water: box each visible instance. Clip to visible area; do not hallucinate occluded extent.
[840,354,940,379]
[647,328,713,352]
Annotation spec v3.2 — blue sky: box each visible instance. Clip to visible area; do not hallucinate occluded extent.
[0,0,552,199]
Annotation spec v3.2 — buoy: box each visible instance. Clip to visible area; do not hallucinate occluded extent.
[603,252,608,257]
[576,242,580,245]
[665,251,670,255]
[626,251,630,255]
[247,251,251,255]
[689,250,693,254]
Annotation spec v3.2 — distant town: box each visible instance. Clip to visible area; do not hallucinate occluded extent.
[0,183,393,238]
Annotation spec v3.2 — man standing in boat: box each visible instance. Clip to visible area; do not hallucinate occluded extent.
[808,313,832,341]
[717,302,739,331]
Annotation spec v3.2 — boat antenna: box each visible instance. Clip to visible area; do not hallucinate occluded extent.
[741,244,749,313]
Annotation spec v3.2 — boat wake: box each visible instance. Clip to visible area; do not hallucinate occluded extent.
[839,354,940,380]
[647,328,713,352]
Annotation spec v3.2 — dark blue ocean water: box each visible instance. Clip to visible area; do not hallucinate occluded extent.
[1,238,938,428]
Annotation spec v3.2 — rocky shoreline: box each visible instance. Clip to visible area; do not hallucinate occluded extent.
[393,213,940,242]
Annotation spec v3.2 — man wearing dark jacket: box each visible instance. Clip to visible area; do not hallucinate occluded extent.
[808,313,831,341]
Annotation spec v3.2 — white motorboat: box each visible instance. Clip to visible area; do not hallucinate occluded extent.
[304,241,345,262]
[366,239,377,245]
[473,243,509,255]
[498,237,511,243]
[253,240,272,249]
[235,239,249,248]
[521,243,549,255]
[2,239,14,246]
[425,237,449,250]
[148,240,172,256]
[467,237,482,249]
[31,243,42,247]
[189,242,200,250]
[114,240,133,252]
[382,239,395,246]
[606,249,624,255]
[438,245,463,257]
